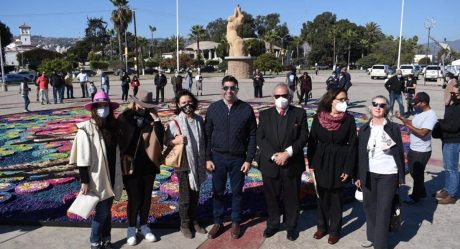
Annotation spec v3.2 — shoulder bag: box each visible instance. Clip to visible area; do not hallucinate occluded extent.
[162,119,185,168]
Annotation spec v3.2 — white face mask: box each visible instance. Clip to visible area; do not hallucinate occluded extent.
[335,101,348,113]
[275,97,289,110]
[96,106,110,118]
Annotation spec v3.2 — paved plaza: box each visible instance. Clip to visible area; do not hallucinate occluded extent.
[0,71,459,248]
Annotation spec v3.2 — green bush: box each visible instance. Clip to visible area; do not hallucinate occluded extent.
[205,60,220,66]
[254,53,282,73]
[38,58,72,74]
[90,60,109,70]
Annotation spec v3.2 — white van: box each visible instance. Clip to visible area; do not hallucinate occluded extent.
[370,64,390,79]
[400,64,422,79]
[424,65,443,81]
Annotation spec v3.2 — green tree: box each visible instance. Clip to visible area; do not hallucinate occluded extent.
[254,53,282,74]
[110,0,133,61]
[148,25,156,58]
[85,17,109,53]
[216,38,229,59]
[301,12,337,65]
[206,18,227,43]
[418,57,431,65]
[0,21,13,50]
[241,11,257,38]
[21,48,63,70]
[264,29,279,53]
[244,38,266,57]
[38,58,72,74]
[189,25,207,62]
[67,39,92,63]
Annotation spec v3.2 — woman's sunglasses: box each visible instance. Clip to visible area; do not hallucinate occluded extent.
[372,102,386,108]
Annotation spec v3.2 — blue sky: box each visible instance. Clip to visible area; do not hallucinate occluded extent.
[1,0,458,42]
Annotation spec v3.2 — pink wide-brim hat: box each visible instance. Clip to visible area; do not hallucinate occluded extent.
[84,91,120,111]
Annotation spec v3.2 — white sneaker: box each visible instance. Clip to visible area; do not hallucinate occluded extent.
[144,232,157,242]
[126,236,137,246]
[361,240,373,248]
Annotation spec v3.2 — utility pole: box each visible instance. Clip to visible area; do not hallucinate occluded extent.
[424,17,436,60]
[133,10,139,75]
[397,0,405,68]
[176,0,180,72]
[0,31,7,91]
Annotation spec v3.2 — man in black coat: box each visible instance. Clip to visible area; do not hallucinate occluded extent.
[256,83,309,241]
[252,69,264,98]
[385,69,405,116]
[50,71,64,104]
[154,70,167,103]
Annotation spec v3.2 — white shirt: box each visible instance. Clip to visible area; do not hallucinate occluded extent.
[76,73,88,83]
[409,109,438,152]
[368,122,398,174]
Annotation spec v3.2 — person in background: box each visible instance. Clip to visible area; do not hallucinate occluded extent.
[338,67,352,91]
[384,69,405,117]
[101,72,110,95]
[355,95,405,249]
[69,91,123,249]
[171,71,183,96]
[257,83,309,241]
[131,75,140,97]
[50,71,64,104]
[395,92,437,205]
[443,72,457,111]
[88,82,97,101]
[405,74,417,116]
[117,90,164,246]
[298,72,312,105]
[154,70,167,103]
[65,72,74,99]
[326,72,339,91]
[165,90,207,239]
[19,78,31,112]
[285,66,298,92]
[252,69,264,98]
[76,69,89,98]
[36,72,50,105]
[195,72,203,96]
[35,72,41,102]
[120,71,131,102]
[205,75,257,240]
[307,88,357,245]
[185,69,193,92]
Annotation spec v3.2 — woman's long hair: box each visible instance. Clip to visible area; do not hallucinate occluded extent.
[91,106,118,146]
[173,89,198,115]
[317,88,347,114]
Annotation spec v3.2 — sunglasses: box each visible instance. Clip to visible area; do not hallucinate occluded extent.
[222,86,238,91]
[274,94,289,99]
[372,102,387,108]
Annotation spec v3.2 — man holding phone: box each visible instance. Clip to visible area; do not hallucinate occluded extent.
[204,75,257,240]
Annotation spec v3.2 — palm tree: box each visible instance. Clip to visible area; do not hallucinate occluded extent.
[327,25,337,66]
[344,29,357,68]
[110,0,133,61]
[190,25,206,61]
[365,22,383,52]
[107,29,115,60]
[264,30,279,54]
[148,25,156,58]
[137,37,148,71]
[359,38,368,58]
[291,36,304,63]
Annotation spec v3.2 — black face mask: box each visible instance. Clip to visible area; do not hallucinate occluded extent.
[180,104,195,114]
[451,94,460,105]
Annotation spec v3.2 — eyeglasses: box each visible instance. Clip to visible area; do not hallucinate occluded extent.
[372,102,387,108]
[335,97,349,102]
[274,94,289,99]
[222,86,238,91]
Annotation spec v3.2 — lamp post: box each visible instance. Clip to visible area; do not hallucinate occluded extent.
[176,0,180,72]
[280,34,289,66]
[424,17,436,60]
[397,0,405,69]
[0,30,6,91]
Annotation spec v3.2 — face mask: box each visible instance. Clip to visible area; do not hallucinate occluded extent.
[96,106,110,118]
[451,94,460,104]
[397,75,402,78]
[335,101,348,113]
[414,105,423,113]
[275,97,289,110]
[180,103,194,114]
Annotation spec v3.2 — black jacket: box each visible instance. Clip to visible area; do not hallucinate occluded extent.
[257,106,309,178]
[252,72,264,87]
[154,74,167,88]
[307,113,357,188]
[438,102,460,143]
[50,74,64,88]
[385,75,405,93]
[357,120,405,187]
[205,99,257,163]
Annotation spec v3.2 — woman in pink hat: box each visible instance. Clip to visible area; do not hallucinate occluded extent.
[69,91,123,249]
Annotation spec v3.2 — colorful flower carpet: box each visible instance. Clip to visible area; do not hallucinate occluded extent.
[0,101,410,226]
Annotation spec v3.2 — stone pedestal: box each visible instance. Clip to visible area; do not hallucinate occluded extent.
[225,56,255,79]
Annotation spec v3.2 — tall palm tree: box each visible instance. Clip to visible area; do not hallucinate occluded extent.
[327,25,337,66]
[264,29,279,54]
[110,0,133,61]
[344,29,357,68]
[291,36,303,62]
[148,25,156,58]
[365,22,383,52]
[190,25,206,61]
[137,37,148,71]
[107,28,115,60]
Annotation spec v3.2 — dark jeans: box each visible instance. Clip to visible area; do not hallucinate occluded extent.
[80,82,87,98]
[121,86,129,101]
[262,173,301,231]
[254,86,263,98]
[23,95,30,111]
[407,149,431,200]
[133,87,139,97]
[66,85,74,98]
[406,93,415,114]
[389,91,404,114]
[123,174,155,227]
[298,89,310,105]
[317,186,344,237]
[90,197,114,244]
[52,86,64,103]
[156,86,164,103]
[211,152,245,224]
[177,170,199,227]
[363,173,398,249]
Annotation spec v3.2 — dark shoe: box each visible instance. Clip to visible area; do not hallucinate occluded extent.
[102,241,113,249]
[230,223,241,239]
[193,222,207,234]
[207,224,223,239]
[263,227,278,238]
[435,190,449,200]
[437,196,457,204]
[328,235,339,245]
[180,226,194,239]
[313,230,327,240]
[286,230,297,241]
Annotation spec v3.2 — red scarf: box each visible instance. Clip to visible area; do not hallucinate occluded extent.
[318,111,346,131]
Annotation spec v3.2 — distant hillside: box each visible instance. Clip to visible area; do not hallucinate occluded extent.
[12,35,78,53]
[420,38,460,54]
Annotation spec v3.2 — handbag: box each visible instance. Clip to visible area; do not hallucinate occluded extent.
[162,119,185,168]
[68,192,100,219]
[389,190,402,232]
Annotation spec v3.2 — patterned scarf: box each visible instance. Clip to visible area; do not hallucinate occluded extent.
[318,111,346,131]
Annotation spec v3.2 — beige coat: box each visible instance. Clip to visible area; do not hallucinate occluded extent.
[69,120,123,202]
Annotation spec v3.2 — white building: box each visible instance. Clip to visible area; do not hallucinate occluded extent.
[5,23,36,66]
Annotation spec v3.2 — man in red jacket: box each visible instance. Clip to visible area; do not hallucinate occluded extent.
[36,72,50,104]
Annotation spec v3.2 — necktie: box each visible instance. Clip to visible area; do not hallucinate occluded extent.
[280,110,285,117]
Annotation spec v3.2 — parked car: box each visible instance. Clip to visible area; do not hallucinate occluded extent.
[316,64,330,70]
[424,65,443,81]
[114,68,136,76]
[4,74,28,83]
[370,64,390,79]
[400,64,421,79]
[16,71,36,81]
[445,65,460,79]
[199,65,216,73]
[144,67,159,74]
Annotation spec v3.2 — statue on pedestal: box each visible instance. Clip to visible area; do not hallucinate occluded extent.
[226,5,245,57]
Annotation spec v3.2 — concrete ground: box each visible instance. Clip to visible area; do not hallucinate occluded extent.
[0,70,458,248]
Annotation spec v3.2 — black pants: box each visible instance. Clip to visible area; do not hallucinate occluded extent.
[156,86,164,103]
[121,86,129,101]
[80,82,87,98]
[262,173,301,231]
[133,87,139,97]
[316,186,343,236]
[123,174,155,227]
[254,86,263,98]
[177,171,199,227]
[298,89,310,105]
[363,173,398,249]
[408,149,431,200]
[66,85,74,98]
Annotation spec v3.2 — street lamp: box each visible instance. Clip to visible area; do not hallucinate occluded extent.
[280,34,289,66]
[0,30,6,91]
[176,0,180,72]
[424,17,436,60]
[397,0,405,69]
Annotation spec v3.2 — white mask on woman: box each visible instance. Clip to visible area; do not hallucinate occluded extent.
[335,101,348,113]
[275,97,289,110]
[96,106,110,118]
